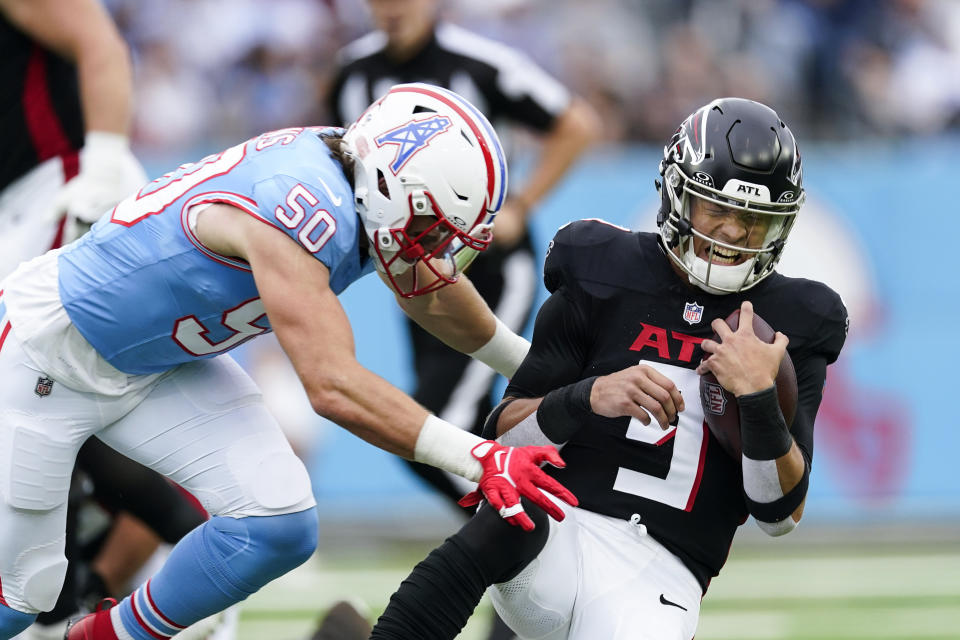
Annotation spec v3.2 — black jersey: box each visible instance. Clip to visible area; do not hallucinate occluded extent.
[0,16,84,191]
[327,22,569,131]
[506,221,847,591]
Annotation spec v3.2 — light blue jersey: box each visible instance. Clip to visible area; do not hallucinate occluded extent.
[57,127,373,375]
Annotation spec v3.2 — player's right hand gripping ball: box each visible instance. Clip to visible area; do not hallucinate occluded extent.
[459,441,578,531]
[699,309,798,460]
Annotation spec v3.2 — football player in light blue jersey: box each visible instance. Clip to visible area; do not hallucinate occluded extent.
[0,83,577,640]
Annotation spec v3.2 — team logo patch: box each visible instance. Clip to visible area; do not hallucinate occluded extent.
[682,301,703,325]
[701,381,726,415]
[375,115,452,174]
[34,376,55,398]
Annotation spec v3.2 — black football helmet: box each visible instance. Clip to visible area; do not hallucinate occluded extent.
[656,98,804,293]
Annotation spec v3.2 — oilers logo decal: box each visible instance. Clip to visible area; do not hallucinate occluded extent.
[683,301,704,325]
[375,115,452,174]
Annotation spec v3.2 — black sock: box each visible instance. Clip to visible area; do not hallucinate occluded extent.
[370,537,488,639]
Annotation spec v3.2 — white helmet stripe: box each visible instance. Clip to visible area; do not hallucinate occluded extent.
[388,84,506,215]
[427,85,508,212]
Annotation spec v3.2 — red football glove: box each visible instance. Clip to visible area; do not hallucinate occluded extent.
[458,441,578,531]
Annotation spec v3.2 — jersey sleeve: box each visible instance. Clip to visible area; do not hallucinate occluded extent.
[810,287,849,365]
[508,221,610,397]
[505,284,592,399]
[786,286,848,465]
[251,172,354,273]
[542,221,577,294]
[543,219,632,294]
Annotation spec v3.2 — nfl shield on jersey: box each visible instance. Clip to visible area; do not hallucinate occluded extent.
[34,376,54,397]
[682,302,703,325]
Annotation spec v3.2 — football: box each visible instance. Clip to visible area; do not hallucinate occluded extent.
[698,309,798,460]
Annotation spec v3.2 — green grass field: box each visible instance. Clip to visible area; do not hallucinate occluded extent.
[236,533,960,640]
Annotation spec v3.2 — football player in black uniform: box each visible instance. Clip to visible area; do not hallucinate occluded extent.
[368,98,848,640]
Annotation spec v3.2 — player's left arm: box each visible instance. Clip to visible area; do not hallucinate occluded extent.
[492,286,684,450]
[699,299,847,535]
[388,268,530,378]
[698,300,808,534]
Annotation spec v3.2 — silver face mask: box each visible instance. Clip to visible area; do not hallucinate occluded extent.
[660,164,801,294]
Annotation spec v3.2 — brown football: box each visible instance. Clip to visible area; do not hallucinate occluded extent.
[698,309,798,460]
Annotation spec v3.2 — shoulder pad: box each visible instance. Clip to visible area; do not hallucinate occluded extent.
[766,275,849,364]
[810,282,848,364]
[543,219,632,294]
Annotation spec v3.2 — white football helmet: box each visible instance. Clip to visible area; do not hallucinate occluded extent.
[343,83,507,297]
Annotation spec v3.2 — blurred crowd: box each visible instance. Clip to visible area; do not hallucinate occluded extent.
[105,0,960,155]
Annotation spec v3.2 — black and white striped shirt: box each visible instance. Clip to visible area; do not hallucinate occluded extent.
[327,22,570,135]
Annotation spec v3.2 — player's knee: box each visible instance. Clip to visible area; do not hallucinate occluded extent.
[0,601,37,637]
[490,558,571,640]
[222,509,318,584]
[251,508,319,563]
[247,450,314,512]
[0,537,70,615]
[455,498,549,583]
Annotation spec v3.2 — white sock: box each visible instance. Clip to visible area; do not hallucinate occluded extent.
[110,607,136,640]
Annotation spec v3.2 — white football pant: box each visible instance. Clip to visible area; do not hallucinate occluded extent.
[0,157,68,281]
[490,504,701,640]
[0,327,314,615]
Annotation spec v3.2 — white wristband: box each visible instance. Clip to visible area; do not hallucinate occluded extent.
[741,456,784,503]
[414,414,485,482]
[468,317,530,379]
[497,410,557,449]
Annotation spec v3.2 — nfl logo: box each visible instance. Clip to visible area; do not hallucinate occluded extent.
[702,382,726,415]
[34,377,55,398]
[683,301,704,325]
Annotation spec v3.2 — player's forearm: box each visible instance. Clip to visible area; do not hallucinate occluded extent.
[493,376,596,450]
[304,358,490,482]
[494,397,541,437]
[2,0,135,136]
[303,358,430,458]
[75,20,134,135]
[400,277,530,377]
[774,443,807,521]
[774,442,806,492]
[398,274,496,353]
[739,387,808,533]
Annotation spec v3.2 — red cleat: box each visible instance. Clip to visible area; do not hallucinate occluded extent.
[63,599,119,640]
